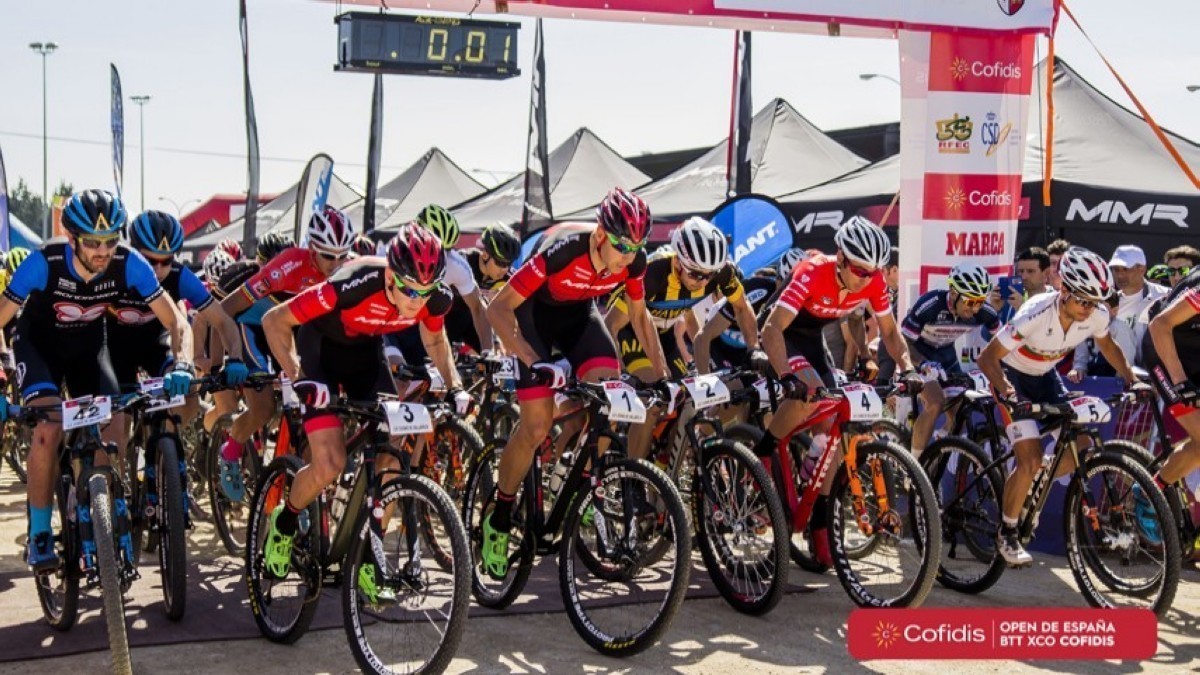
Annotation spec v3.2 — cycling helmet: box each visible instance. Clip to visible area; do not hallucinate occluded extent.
[947,263,992,299]
[386,223,446,286]
[4,247,32,276]
[775,248,808,280]
[255,230,293,263]
[62,189,127,237]
[480,223,521,265]
[351,234,377,257]
[834,215,890,269]
[215,238,243,261]
[215,259,261,300]
[306,205,355,253]
[596,187,651,245]
[202,248,236,283]
[416,204,460,249]
[1146,264,1172,283]
[670,217,728,273]
[130,211,184,255]
[1058,246,1114,301]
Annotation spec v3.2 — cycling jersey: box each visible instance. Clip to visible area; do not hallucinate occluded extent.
[461,248,510,300]
[995,291,1110,376]
[716,275,776,350]
[236,247,328,325]
[110,261,212,326]
[508,224,646,306]
[776,254,891,332]
[444,249,478,298]
[287,259,452,344]
[1141,269,1200,381]
[902,289,999,369]
[608,249,742,332]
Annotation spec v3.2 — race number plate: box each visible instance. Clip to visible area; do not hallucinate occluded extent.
[427,365,448,394]
[968,369,991,393]
[602,381,647,424]
[1068,396,1111,424]
[139,377,185,412]
[62,396,113,431]
[682,374,730,411]
[383,401,434,435]
[844,383,883,422]
[752,378,777,410]
[492,357,517,385]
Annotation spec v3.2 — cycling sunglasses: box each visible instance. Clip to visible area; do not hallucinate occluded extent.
[606,232,645,255]
[316,250,350,263]
[679,263,714,282]
[1169,266,1192,277]
[841,259,876,279]
[959,295,987,308]
[142,252,174,268]
[392,274,440,299]
[78,235,120,250]
[1068,293,1100,309]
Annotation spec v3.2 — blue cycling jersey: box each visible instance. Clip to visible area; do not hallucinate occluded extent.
[901,289,999,366]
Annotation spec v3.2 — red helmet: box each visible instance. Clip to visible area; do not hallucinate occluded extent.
[386,223,445,286]
[596,187,650,245]
[216,238,243,261]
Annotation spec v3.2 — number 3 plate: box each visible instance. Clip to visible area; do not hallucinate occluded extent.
[603,381,647,423]
[843,383,883,422]
[383,401,434,435]
[682,374,730,410]
[62,396,113,431]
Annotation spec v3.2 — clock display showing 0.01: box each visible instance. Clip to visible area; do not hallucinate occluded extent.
[337,12,521,80]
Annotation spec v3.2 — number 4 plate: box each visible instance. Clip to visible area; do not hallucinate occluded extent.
[682,374,730,411]
[602,381,647,424]
[383,402,434,435]
[843,383,883,422]
[62,396,113,431]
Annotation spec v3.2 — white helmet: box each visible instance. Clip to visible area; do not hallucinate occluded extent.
[948,263,992,299]
[834,215,891,269]
[775,248,808,280]
[1058,247,1114,301]
[670,217,728,273]
[202,248,235,282]
[306,205,355,254]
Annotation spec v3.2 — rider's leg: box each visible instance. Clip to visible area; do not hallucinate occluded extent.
[1158,407,1200,484]
[493,396,553,531]
[912,380,946,456]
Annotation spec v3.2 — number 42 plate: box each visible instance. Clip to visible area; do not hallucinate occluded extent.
[62,396,113,431]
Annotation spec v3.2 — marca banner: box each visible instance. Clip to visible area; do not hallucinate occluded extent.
[0,146,10,251]
[295,154,335,246]
[896,30,1034,312]
[364,74,384,233]
[240,0,262,254]
[110,65,125,198]
[727,30,753,197]
[521,19,553,238]
[710,194,792,276]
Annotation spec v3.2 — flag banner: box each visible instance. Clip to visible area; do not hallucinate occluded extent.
[364,74,384,233]
[110,65,125,198]
[520,19,553,238]
[0,146,10,251]
[295,154,335,246]
[240,0,262,253]
[728,30,752,197]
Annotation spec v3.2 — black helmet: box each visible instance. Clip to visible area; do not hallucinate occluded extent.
[480,223,521,265]
[255,231,294,263]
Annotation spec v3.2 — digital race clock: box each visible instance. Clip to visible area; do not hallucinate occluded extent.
[336,12,521,80]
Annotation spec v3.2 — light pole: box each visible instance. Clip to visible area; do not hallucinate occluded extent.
[130,95,152,212]
[859,73,901,86]
[157,196,200,217]
[29,41,58,237]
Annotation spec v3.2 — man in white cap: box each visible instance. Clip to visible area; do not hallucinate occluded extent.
[1110,244,1166,363]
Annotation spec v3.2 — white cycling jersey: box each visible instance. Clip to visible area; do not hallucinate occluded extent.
[445,249,478,297]
[995,291,1110,376]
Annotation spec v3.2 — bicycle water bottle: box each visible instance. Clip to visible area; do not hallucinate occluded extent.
[77,503,96,572]
[549,451,573,498]
[801,434,828,483]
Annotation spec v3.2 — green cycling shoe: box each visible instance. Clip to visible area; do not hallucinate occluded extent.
[481,513,511,580]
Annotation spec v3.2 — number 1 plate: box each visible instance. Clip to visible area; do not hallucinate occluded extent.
[843,383,883,422]
[682,374,730,410]
[602,381,647,423]
[383,401,434,435]
[62,396,113,431]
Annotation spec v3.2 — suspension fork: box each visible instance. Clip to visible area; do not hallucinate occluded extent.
[843,433,883,536]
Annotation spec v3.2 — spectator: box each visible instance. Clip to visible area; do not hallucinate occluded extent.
[1109,244,1166,365]
[1071,292,1134,380]
[1046,239,1071,291]
[991,247,1051,322]
[1164,245,1200,289]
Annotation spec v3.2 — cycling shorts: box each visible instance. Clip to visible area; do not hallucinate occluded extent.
[108,324,173,391]
[12,317,119,403]
[616,325,690,379]
[241,323,277,375]
[782,326,837,389]
[295,324,396,431]
[443,299,483,354]
[514,300,618,401]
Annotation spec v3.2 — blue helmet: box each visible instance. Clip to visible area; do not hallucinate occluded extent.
[62,189,127,237]
[130,210,184,255]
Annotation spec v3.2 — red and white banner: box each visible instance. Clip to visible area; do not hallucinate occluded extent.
[897,30,1035,312]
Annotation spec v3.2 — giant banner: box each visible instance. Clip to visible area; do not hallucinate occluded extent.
[896,30,1034,312]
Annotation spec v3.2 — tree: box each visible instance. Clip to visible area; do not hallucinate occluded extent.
[9,178,75,235]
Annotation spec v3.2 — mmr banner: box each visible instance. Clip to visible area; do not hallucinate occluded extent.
[897,30,1034,313]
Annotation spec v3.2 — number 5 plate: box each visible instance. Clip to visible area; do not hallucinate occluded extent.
[1068,396,1111,424]
[383,401,434,435]
[682,374,730,410]
[62,396,113,431]
[602,381,647,424]
[843,383,883,422]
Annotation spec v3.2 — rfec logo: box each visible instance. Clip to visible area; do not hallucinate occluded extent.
[873,621,901,649]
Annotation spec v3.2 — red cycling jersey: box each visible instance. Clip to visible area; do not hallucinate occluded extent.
[508,224,646,306]
[776,254,891,331]
[240,247,328,303]
[286,258,452,343]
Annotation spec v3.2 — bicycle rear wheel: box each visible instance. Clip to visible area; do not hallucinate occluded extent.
[1104,439,1197,565]
[207,416,258,556]
[343,474,470,675]
[420,418,484,571]
[90,474,133,675]
[36,474,79,630]
[1064,451,1180,617]
[157,437,188,621]
[560,458,691,657]
[245,456,322,643]
[828,440,941,608]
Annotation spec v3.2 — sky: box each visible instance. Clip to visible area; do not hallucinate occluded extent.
[2,1,1198,219]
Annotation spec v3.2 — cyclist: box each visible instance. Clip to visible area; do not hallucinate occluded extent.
[606,216,762,459]
[481,187,668,579]
[198,256,262,433]
[440,223,520,354]
[0,189,194,570]
[351,234,377,258]
[410,204,493,352]
[901,263,999,454]
[756,216,916,567]
[216,206,354,502]
[255,231,293,265]
[215,237,244,262]
[977,247,1139,566]
[258,224,461,577]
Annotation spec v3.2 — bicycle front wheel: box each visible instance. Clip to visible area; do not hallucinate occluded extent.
[90,474,133,675]
[157,437,188,621]
[828,440,941,608]
[36,474,79,630]
[559,458,691,657]
[343,474,470,675]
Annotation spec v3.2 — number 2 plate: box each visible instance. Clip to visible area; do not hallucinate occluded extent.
[682,374,730,410]
[62,396,113,431]
[844,383,883,422]
[383,402,434,435]
[602,381,647,424]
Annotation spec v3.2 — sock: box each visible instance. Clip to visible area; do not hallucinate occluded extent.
[221,437,244,462]
[275,499,301,537]
[1002,515,1018,530]
[1153,474,1169,492]
[752,430,780,459]
[490,490,516,532]
[811,495,829,531]
[30,506,52,538]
